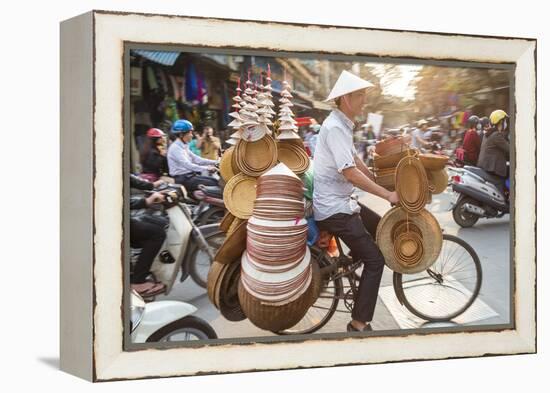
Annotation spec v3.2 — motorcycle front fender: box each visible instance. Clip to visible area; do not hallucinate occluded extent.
[131,301,198,344]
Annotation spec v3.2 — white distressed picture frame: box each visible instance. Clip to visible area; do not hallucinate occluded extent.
[60,10,536,382]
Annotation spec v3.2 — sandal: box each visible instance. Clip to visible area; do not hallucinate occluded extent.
[132,281,166,297]
[346,321,373,332]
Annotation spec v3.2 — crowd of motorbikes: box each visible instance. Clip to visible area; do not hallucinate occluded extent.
[130,169,225,343]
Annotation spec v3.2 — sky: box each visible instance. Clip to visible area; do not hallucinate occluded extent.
[367,63,423,101]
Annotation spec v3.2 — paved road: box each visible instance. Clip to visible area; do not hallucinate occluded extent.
[159,185,510,339]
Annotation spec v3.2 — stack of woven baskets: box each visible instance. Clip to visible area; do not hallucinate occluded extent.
[376,153,443,274]
[373,137,449,197]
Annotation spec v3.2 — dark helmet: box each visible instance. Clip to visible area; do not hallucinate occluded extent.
[479,116,490,128]
[467,115,480,128]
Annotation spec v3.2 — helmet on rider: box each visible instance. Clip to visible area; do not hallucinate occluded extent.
[489,110,509,126]
[146,128,166,138]
[467,115,480,128]
[172,119,194,134]
[479,116,491,128]
[489,109,509,132]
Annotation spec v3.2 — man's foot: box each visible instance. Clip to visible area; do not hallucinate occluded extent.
[131,281,166,297]
[347,321,373,332]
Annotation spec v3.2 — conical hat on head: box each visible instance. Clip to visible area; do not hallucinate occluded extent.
[324,70,374,102]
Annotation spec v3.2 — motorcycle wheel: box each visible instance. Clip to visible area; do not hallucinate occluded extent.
[188,230,226,288]
[145,315,218,342]
[198,207,226,226]
[452,197,480,228]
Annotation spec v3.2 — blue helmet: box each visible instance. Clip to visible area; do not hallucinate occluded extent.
[172,119,194,134]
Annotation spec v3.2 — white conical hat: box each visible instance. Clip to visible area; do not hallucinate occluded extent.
[324,70,374,102]
[228,118,243,128]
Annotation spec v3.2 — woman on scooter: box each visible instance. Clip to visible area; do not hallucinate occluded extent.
[462,115,481,166]
[477,110,510,195]
[139,128,168,183]
[167,119,219,195]
[130,174,167,296]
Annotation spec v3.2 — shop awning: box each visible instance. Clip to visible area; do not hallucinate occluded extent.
[132,50,180,66]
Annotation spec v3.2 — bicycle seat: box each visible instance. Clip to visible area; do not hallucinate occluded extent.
[199,185,223,199]
[464,166,502,185]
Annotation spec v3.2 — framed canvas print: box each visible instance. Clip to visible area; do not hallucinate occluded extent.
[60,10,537,382]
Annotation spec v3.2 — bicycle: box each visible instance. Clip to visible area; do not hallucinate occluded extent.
[276,233,482,335]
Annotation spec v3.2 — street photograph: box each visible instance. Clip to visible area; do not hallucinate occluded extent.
[126,47,512,344]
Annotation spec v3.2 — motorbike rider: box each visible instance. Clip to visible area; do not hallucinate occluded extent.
[479,116,491,143]
[462,115,481,166]
[139,128,168,183]
[167,119,219,195]
[411,119,433,151]
[313,70,399,333]
[477,110,510,195]
[130,174,167,296]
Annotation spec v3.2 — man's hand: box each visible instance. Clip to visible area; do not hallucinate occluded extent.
[387,191,399,205]
[207,165,217,172]
[153,180,165,188]
[145,192,166,206]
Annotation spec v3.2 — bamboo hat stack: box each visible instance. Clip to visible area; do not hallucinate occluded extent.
[276,80,310,175]
[238,163,319,332]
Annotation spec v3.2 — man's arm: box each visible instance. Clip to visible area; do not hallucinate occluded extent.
[494,133,510,156]
[354,155,375,181]
[417,133,432,147]
[189,149,218,166]
[168,145,206,173]
[342,167,398,203]
[130,174,154,191]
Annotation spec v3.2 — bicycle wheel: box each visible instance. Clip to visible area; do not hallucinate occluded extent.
[188,230,226,288]
[393,234,482,322]
[276,247,343,335]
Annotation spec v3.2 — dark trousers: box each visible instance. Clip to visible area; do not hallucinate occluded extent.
[488,172,507,196]
[174,173,218,196]
[317,203,384,322]
[130,219,166,283]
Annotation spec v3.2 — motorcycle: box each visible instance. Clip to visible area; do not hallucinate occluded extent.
[159,167,226,225]
[449,165,509,227]
[130,290,217,343]
[191,184,226,225]
[130,183,223,294]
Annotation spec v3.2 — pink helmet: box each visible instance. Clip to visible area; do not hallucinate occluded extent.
[146,128,166,138]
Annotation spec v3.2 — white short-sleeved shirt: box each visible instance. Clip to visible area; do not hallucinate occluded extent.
[411,128,427,149]
[313,109,360,221]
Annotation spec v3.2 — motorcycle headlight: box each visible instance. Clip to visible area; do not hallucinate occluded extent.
[130,290,146,333]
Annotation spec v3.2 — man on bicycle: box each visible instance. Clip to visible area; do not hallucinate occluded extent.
[313,70,399,332]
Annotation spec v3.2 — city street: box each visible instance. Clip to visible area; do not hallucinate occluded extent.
[159,182,511,339]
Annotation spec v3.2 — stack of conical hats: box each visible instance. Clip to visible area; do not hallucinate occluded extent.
[211,68,320,328]
[238,163,320,332]
[376,151,443,274]
[233,73,278,177]
[276,80,310,175]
